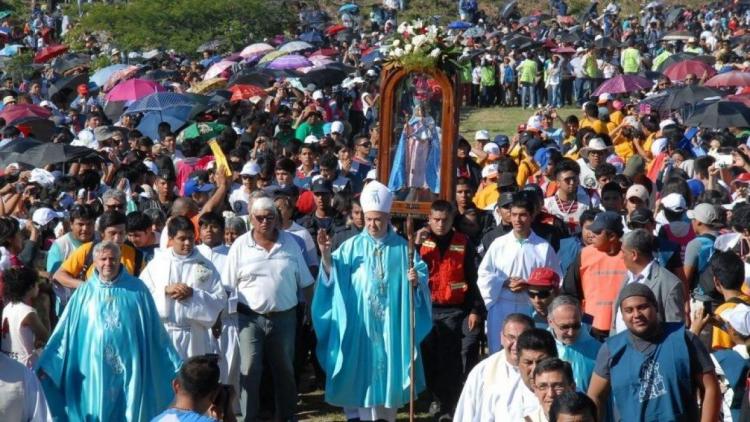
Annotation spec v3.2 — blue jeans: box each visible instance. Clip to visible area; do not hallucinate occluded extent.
[548,84,561,108]
[574,77,587,106]
[521,83,536,108]
[238,307,297,422]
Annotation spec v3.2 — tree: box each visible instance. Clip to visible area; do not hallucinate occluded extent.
[64,0,295,54]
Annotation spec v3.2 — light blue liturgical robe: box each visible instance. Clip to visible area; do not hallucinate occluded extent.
[312,228,432,409]
[550,324,601,393]
[36,268,183,421]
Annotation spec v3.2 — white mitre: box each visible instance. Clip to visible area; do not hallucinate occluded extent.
[360,181,393,214]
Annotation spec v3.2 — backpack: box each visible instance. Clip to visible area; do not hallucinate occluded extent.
[692,233,722,304]
[77,242,144,280]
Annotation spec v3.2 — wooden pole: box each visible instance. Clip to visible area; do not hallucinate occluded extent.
[406,214,416,422]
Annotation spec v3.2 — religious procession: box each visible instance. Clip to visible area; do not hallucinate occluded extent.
[3,0,750,421]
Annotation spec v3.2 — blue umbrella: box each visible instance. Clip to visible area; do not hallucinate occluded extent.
[126,92,197,114]
[89,64,129,87]
[136,105,192,140]
[361,49,382,65]
[463,26,486,38]
[338,3,359,14]
[448,21,472,30]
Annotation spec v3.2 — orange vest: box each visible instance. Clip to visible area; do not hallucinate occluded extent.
[420,231,469,306]
[579,246,627,331]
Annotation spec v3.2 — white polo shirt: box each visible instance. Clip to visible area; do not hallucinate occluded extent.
[221,229,313,314]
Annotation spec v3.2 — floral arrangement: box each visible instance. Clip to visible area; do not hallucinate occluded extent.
[381,19,462,72]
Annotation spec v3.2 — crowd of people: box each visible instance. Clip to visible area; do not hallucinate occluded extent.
[3,0,750,421]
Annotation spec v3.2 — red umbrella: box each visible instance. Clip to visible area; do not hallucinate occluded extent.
[705,71,750,88]
[662,59,716,82]
[105,79,165,102]
[33,44,68,63]
[551,46,576,54]
[0,104,52,125]
[229,84,268,102]
[325,24,347,36]
[593,74,653,95]
[726,94,750,107]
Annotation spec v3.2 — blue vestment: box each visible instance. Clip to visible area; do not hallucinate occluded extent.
[312,228,432,408]
[36,268,182,421]
[387,115,441,193]
[551,324,601,393]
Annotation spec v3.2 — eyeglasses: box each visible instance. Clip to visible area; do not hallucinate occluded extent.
[527,290,553,299]
[534,382,569,393]
[253,214,276,223]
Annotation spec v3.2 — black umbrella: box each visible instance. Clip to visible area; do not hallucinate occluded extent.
[299,30,324,45]
[141,69,179,81]
[666,8,684,28]
[104,100,127,122]
[665,86,725,110]
[300,66,349,87]
[336,29,354,43]
[0,143,97,168]
[506,35,534,49]
[51,53,90,73]
[15,118,56,142]
[501,1,518,19]
[593,37,621,49]
[228,69,277,87]
[685,100,750,128]
[48,73,89,104]
[197,39,222,53]
[639,91,671,113]
[0,138,43,153]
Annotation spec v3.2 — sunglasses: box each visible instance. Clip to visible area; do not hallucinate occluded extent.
[357,142,372,148]
[527,290,553,299]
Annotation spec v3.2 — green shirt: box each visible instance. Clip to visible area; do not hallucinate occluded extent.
[652,50,671,71]
[295,122,324,142]
[480,66,496,87]
[518,59,537,84]
[621,47,640,73]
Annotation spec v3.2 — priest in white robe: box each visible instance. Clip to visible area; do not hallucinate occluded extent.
[140,216,226,359]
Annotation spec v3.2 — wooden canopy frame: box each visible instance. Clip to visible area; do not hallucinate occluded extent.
[376,65,460,216]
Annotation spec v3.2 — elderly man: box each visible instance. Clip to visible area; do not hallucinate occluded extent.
[455,313,534,421]
[222,197,314,421]
[588,283,721,422]
[613,228,685,334]
[547,295,601,393]
[313,181,432,422]
[525,358,577,422]
[37,241,182,421]
[478,194,561,352]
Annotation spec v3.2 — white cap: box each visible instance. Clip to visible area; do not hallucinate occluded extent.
[483,142,500,158]
[720,304,750,337]
[312,90,324,100]
[304,134,319,144]
[240,161,261,176]
[32,207,64,227]
[651,137,668,155]
[526,115,543,131]
[481,163,498,178]
[360,180,393,214]
[597,93,612,104]
[659,119,676,130]
[661,193,687,212]
[29,168,56,188]
[331,121,344,134]
[474,130,490,141]
[626,184,649,203]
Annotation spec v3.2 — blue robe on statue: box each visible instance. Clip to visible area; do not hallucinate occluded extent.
[36,267,182,421]
[312,228,432,409]
[387,115,441,193]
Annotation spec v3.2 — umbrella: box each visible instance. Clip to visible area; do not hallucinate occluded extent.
[551,46,576,54]
[593,75,653,95]
[90,64,129,87]
[126,92,197,114]
[338,3,359,14]
[105,79,165,102]
[325,24,347,36]
[141,69,180,82]
[1,143,97,168]
[656,53,717,71]
[0,104,52,125]
[661,31,693,41]
[299,31,324,45]
[704,71,750,88]
[103,100,127,122]
[187,77,227,94]
[501,0,518,18]
[204,60,236,80]
[593,37,620,49]
[666,7,683,27]
[335,30,354,43]
[240,43,274,58]
[448,21,473,30]
[137,106,192,140]
[51,53,90,73]
[726,95,750,108]
[228,68,278,87]
[361,49,382,66]
[197,39,222,53]
[48,74,89,103]
[307,57,334,68]
[103,65,140,92]
[662,59,716,82]
[639,91,671,113]
[464,26,485,38]
[15,118,55,142]
[33,44,68,63]
[179,121,227,143]
[279,41,314,53]
[663,85,724,109]
[229,84,268,102]
[299,66,349,87]
[259,50,288,64]
[685,101,750,128]
[267,54,312,70]
[0,138,43,154]
[0,44,20,57]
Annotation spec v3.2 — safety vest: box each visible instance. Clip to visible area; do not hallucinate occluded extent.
[621,48,640,73]
[420,231,469,306]
[579,246,627,332]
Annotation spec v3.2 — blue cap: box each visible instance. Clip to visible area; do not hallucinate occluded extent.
[183,178,215,196]
[494,134,509,147]
[588,211,624,234]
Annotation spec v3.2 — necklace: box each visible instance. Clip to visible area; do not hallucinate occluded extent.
[556,195,577,215]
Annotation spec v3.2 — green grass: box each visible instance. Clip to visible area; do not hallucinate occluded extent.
[459,105,581,140]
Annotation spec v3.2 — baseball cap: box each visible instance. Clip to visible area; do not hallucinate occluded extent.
[475,130,490,141]
[311,178,333,194]
[494,134,510,147]
[32,207,64,227]
[626,184,649,203]
[330,121,344,134]
[482,164,498,179]
[263,184,299,198]
[498,192,514,208]
[588,211,624,234]
[687,203,719,226]
[483,142,500,160]
[661,193,687,213]
[733,173,750,185]
[526,267,560,288]
[312,90,324,100]
[304,135,319,144]
[183,178,215,196]
[597,93,612,104]
[629,208,655,226]
[720,304,750,337]
[240,161,261,177]
[2,95,15,105]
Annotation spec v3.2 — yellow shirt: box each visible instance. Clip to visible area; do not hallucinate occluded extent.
[580,117,608,135]
[713,295,750,350]
[610,110,624,126]
[612,133,636,162]
[473,184,499,210]
[517,158,539,186]
[60,242,144,280]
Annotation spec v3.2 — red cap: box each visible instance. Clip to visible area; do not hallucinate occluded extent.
[77,84,89,95]
[733,172,750,185]
[526,267,560,288]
